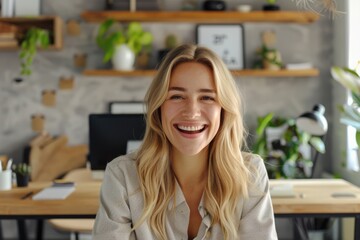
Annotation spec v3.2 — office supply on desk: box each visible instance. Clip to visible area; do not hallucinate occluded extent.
[270,183,296,198]
[21,191,34,199]
[32,182,75,200]
[0,170,12,190]
[6,158,13,170]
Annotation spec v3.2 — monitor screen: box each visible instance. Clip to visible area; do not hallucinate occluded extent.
[88,114,146,170]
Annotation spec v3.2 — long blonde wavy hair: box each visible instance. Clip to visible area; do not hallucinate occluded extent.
[134,44,252,239]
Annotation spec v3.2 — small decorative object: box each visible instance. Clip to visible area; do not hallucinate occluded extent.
[73,53,87,68]
[12,162,31,187]
[196,24,244,70]
[202,0,226,11]
[19,27,50,76]
[253,31,283,70]
[66,19,81,36]
[236,4,252,12]
[59,76,75,90]
[96,20,153,70]
[130,0,136,12]
[42,90,56,107]
[31,114,45,132]
[157,34,178,63]
[262,0,280,11]
[105,0,114,10]
[181,0,198,10]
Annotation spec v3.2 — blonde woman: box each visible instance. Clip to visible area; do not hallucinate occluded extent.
[93,44,278,240]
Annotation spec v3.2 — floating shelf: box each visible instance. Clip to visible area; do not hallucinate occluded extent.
[83,68,319,78]
[0,16,63,50]
[81,11,319,24]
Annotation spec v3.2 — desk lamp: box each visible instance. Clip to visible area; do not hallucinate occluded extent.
[295,104,328,178]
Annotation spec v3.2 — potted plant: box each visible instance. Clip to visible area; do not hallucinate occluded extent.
[331,65,360,158]
[252,113,325,179]
[255,44,283,70]
[19,27,50,76]
[12,162,31,187]
[157,34,178,63]
[263,0,280,11]
[96,19,153,71]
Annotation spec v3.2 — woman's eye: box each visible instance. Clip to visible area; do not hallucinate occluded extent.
[169,95,183,100]
[201,96,215,101]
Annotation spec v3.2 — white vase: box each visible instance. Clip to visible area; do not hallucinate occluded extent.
[112,44,135,71]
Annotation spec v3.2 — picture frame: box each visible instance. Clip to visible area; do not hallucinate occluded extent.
[196,24,245,70]
[108,101,145,114]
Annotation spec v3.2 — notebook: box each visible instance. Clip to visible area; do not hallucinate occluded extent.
[32,182,75,200]
[270,183,296,198]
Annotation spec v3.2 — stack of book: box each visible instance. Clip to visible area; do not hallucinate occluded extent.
[0,22,18,47]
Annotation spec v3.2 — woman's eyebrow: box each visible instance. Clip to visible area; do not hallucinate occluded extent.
[168,87,216,93]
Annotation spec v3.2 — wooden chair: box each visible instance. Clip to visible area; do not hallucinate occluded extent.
[48,168,95,240]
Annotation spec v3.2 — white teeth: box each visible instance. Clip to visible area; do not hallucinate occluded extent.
[177,125,205,132]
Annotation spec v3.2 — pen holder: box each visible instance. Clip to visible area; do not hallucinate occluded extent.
[0,170,12,190]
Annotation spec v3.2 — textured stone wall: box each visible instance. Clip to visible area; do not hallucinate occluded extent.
[0,0,333,238]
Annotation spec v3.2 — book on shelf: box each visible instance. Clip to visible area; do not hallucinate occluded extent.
[0,31,16,39]
[0,39,18,47]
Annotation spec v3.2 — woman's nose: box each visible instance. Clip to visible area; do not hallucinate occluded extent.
[182,99,201,119]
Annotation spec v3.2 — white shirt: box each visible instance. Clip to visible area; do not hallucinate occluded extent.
[92,152,278,240]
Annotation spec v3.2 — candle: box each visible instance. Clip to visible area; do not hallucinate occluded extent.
[130,0,136,12]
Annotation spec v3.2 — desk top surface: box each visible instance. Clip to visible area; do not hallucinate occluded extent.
[0,179,360,217]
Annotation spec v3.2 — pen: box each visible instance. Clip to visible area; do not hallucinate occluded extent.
[21,191,33,200]
[6,158,13,170]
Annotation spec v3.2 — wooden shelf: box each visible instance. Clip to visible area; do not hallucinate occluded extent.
[81,11,319,24]
[83,68,319,77]
[0,16,63,50]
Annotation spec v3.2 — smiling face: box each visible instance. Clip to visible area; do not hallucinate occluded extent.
[161,61,222,158]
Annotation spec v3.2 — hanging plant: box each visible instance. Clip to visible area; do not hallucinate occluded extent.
[19,27,50,76]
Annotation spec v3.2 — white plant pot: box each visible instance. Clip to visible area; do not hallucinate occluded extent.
[112,44,135,71]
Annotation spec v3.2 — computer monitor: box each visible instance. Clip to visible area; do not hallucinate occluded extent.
[88,114,146,176]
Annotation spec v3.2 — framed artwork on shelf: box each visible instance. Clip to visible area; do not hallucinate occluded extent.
[108,101,145,114]
[196,24,245,70]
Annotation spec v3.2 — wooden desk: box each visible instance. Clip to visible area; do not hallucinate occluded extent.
[271,179,360,240]
[0,179,359,239]
[0,182,100,218]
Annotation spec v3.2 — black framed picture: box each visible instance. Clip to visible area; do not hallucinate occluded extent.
[196,24,245,70]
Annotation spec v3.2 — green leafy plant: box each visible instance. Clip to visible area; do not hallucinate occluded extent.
[164,34,178,49]
[253,44,283,69]
[331,65,360,147]
[266,0,277,4]
[253,113,325,179]
[19,27,50,76]
[96,19,153,63]
[12,162,31,176]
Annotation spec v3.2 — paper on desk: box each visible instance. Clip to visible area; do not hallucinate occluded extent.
[270,183,296,198]
[32,184,75,200]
